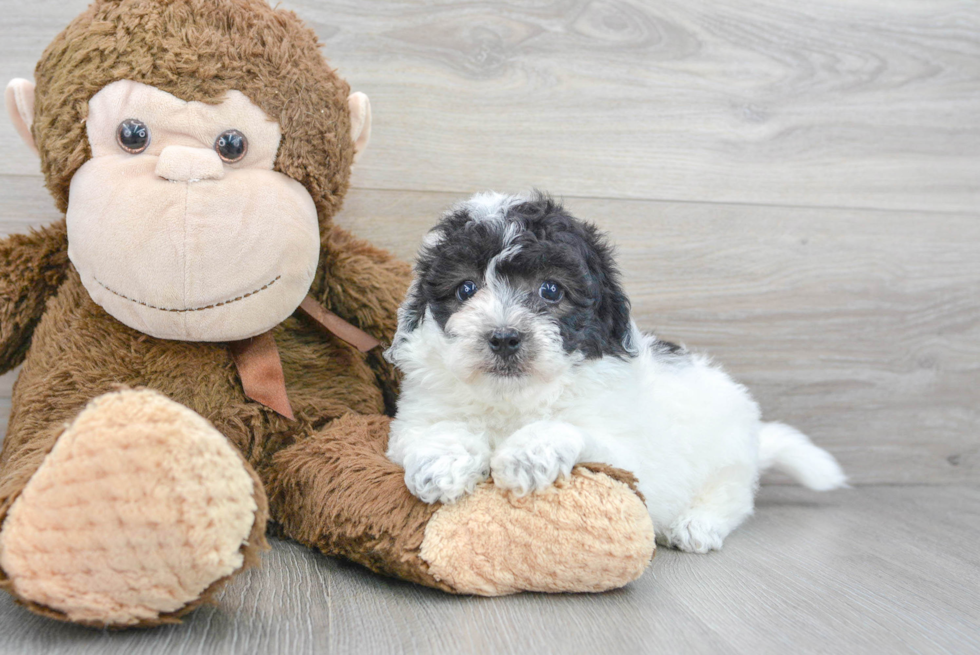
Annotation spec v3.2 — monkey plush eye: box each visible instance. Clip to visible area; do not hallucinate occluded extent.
[214,129,248,163]
[539,281,563,303]
[116,119,150,154]
[456,280,478,302]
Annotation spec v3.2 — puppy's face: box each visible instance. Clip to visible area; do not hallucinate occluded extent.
[388,192,635,388]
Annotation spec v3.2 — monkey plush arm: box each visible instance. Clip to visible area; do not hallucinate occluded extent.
[316,224,410,341]
[0,220,69,374]
[312,223,412,411]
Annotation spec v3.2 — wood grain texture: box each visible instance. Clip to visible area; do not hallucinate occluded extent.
[0,485,977,655]
[0,0,978,651]
[2,0,979,211]
[2,182,978,484]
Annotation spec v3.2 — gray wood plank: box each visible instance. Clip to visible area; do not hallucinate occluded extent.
[2,1,979,212]
[328,485,980,655]
[0,175,52,231]
[0,538,332,655]
[0,485,976,655]
[2,183,978,485]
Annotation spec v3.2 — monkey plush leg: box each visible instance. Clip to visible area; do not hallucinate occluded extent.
[0,390,268,627]
[265,414,655,595]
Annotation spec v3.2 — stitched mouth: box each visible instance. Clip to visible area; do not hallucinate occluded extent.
[94,275,282,313]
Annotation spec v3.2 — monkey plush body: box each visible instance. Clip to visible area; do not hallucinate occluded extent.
[0,0,654,628]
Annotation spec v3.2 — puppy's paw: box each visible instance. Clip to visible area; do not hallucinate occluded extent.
[664,515,725,554]
[491,422,584,496]
[403,446,490,504]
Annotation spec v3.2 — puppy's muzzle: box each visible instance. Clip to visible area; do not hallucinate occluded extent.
[488,328,523,359]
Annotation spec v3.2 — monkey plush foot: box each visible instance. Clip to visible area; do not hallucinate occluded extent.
[267,414,654,596]
[419,464,656,595]
[0,390,265,627]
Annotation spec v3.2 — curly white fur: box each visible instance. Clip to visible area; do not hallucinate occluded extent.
[386,193,846,553]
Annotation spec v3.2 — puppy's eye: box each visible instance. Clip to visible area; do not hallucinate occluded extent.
[116,119,150,154]
[539,280,563,303]
[214,129,248,163]
[456,280,478,302]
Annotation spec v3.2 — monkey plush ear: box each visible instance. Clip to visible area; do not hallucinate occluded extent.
[5,78,38,157]
[348,91,371,161]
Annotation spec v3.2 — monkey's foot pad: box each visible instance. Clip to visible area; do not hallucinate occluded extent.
[420,465,656,595]
[0,390,258,626]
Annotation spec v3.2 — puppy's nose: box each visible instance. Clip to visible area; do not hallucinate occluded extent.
[488,329,522,358]
[155,145,225,182]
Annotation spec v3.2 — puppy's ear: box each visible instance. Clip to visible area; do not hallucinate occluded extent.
[583,223,638,357]
[602,276,638,356]
[384,278,426,364]
[385,227,444,363]
[384,223,451,364]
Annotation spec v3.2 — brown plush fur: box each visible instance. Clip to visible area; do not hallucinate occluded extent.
[0,0,417,626]
[0,246,410,625]
[578,462,646,504]
[3,434,270,629]
[0,221,68,370]
[32,0,353,223]
[264,414,453,592]
[0,0,653,627]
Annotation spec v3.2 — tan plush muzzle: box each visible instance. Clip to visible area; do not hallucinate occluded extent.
[65,80,320,342]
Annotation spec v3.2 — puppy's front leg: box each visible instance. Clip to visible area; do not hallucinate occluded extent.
[491,421,599,496]
[387,422,491,504]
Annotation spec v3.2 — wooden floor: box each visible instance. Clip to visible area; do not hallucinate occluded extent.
[1,0,978,653]
[0,485,977,655]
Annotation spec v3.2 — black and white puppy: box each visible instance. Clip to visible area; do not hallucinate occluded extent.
[385,192,846,552]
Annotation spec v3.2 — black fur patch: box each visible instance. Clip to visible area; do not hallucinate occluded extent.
[650,338,688,358]
[405,192,636,360]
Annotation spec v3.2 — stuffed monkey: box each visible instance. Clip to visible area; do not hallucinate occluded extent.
[0,0,654,628]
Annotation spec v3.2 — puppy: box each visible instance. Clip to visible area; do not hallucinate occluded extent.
[385,192,846,553]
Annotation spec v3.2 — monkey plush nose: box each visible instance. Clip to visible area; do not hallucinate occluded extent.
[155,145,225,182]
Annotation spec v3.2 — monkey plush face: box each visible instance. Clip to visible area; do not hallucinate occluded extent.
[7,0,373,341]
[66,80,320,342]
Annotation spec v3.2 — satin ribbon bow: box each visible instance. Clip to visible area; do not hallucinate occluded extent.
[228,295,382,420]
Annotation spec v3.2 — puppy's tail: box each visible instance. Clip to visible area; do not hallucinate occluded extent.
[758,422,847,491]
